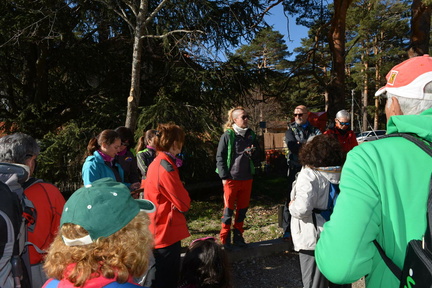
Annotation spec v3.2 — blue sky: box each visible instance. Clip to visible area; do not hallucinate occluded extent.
[215,4,309,61]
[264,4,309,59]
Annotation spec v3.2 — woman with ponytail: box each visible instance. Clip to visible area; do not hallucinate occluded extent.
[143,123,191,288]
[82,129,139,190]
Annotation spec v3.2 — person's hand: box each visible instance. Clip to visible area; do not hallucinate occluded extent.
[131,190,141,199]
[244,145,256,156]
[130,182,141,191]
[222,179,227,186]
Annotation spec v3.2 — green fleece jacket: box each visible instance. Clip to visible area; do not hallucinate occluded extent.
[315,108,432,288]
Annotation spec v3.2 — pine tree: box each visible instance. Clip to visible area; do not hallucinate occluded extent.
[346,0,409,131]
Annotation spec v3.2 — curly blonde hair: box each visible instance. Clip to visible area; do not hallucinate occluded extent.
[43,212,153,287]
[223,106,245,131]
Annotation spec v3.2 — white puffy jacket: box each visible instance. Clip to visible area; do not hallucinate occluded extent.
[289,166,341,252]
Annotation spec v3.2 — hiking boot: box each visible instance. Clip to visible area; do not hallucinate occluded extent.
[282,231,294,251]
[221,230,231,247]
[233,229,247,247]
[282,231,291,241]
[223,243,232,251]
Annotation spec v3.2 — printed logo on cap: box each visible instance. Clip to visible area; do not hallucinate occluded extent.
[388,71,398,86]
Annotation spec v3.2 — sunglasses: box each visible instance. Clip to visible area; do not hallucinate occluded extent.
[121,142,129,147]
[241,115,249,120]
[190,236,216,246]
[337,120,350,126]
[294,113,306,117]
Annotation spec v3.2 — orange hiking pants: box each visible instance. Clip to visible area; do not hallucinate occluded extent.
[220,179,253,244]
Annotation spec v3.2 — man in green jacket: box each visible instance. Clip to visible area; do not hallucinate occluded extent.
[315,55,432,288]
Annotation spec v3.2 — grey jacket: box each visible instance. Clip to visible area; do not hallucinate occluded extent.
[216,128,260,180]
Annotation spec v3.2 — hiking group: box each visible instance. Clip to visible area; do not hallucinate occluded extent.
[1,55,432,288]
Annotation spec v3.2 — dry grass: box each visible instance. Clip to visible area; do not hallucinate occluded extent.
[182,174,367,288]
[183,174,288,247]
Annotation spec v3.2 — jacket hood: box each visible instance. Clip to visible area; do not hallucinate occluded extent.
[0,163,30,198]
[386,108,432,141]
[313,166,342,184]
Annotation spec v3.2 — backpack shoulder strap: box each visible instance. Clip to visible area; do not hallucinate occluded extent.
[382,133,432,156]
[22,177,43,190]
[43,279,60,288]
[103,281,140,287]
[0,210,16,288]
[374,132,432,280]
[373,240,402,279]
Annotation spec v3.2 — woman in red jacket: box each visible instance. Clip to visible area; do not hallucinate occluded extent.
[324,109,358,154]
[143,123,191,288]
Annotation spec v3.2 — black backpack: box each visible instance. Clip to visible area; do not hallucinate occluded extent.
[374,133,432,288]
[0,163,34,288]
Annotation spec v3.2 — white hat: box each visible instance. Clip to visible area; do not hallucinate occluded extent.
[375,54,432,100]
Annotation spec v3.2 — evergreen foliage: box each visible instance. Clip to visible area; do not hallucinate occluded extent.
[345,0,410,130]
[235,27,291,70]
[0,0,430,187]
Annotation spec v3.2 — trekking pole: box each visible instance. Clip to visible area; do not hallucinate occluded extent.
[11,256,22,288]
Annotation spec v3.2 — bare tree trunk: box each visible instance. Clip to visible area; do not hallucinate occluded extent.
[327,0,354,119]
[361,60,368,132]
[374,97,380,130]
[125,0,147,131]
[408,0,431,57]
[374,59,381,130]
[374,33,383,130]
[324,90,329,112]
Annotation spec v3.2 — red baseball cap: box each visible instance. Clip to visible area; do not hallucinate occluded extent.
[375,54,432,100]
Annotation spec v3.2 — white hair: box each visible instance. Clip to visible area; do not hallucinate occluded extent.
[335,109,350,120]
[386,81,432,115]
[386,94,432,115]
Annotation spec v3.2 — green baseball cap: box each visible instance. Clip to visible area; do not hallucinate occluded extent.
[60,177,155,246]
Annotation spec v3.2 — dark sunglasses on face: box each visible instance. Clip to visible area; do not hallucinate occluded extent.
[121,142,129,147]
[241,115,249,120]
[294,113,305,117]
[337,120,350,126]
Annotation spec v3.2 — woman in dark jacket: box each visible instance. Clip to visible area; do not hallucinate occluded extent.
[115,126,141,192]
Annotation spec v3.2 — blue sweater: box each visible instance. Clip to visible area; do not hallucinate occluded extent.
[82,151,127,187]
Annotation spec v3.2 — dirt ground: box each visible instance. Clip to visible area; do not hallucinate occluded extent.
[231,251,365,288]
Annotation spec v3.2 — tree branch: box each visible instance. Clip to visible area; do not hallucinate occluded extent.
[121,0,138,17]
[251,0,284,29]
[144,0,170,26]
[113,3,135,30]
[141,29,204,39]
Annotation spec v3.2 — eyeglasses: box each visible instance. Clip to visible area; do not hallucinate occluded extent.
[337,119,350,126]
[241,115,249,120]
[294,113,306,117]
[190,236,216,246]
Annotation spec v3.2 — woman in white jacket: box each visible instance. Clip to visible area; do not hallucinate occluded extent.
[289,134,346,288]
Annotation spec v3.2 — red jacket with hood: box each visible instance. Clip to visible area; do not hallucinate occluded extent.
[144,152,190,249]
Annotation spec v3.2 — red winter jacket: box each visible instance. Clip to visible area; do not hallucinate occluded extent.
[324,128,358,154]
[25,182,65,264]
[144,152,190,249]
